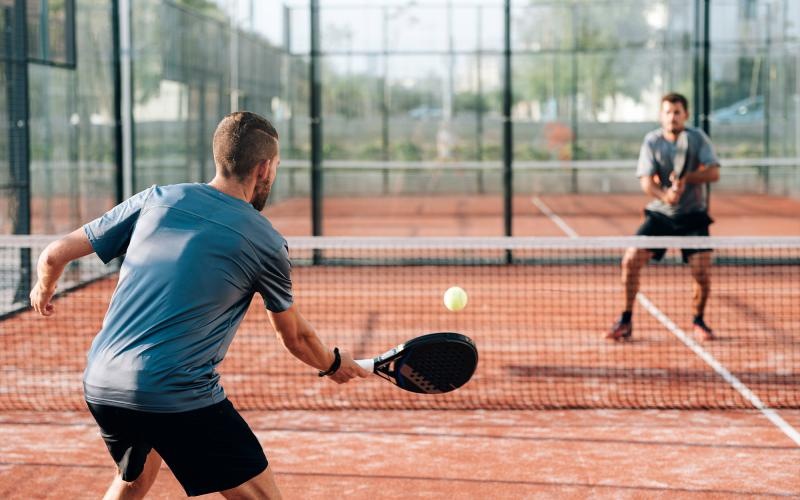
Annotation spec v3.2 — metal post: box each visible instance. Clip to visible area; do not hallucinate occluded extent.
[67,68,80,228]
[701,0,712,207]
[198,81,207,182]
[763,2,772,192]
[7,0,30,235]
[283,5,296,160]
[664,3,671,91]
[8,0,31,302]
[476,5,484,194]
[229,0,239,111]
[119,0,134,199]
[692,0,701,127]
[570,2,578,192]
[381,7,390,193]
[40,0,54,231]
[759,4,772,193]
[796,36,800,161]
[781,0,791,157]
[43,56,54,233]
[282,5,296,195]
[502,0,513,250]
[310,0,323,240]
[111,0,125,203]
[701,0,710,135]
[444,0,454,125]
[39,0,49,60]
[66,0,76,64]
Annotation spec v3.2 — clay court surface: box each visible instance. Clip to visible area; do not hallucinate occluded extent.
[2,409,799,499]
[263,192,800,237]
[1,191,799,498]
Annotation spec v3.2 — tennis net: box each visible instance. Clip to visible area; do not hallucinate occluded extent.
[1,235,798,410]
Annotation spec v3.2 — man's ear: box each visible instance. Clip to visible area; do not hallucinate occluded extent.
[256,159,270,180]
[267,155,280,176]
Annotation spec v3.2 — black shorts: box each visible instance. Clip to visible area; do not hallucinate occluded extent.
[636,209,714,263]
[87,398,267,497]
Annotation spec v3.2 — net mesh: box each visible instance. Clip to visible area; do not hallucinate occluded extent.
[1,235,798,410]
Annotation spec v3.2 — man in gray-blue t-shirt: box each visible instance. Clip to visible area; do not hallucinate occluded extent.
[29,112,368,498]
[607,93,721,343]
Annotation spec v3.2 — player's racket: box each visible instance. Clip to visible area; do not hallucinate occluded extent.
[673,129,688,180]
[355,332,478,394]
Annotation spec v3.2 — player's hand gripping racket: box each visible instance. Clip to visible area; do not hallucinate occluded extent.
[355,332,478,394]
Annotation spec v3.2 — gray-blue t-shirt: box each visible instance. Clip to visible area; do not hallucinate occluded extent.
[82,183,293,412]
[636,127,719,217]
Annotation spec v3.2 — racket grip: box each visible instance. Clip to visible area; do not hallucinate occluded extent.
[355,358,375,372]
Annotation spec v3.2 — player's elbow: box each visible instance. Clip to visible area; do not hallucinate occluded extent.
[274,323,312,355]
[270,307,302,349]
[41,230,93,268]
[275,333,303,361]
[638,177,655,195]
[40,240,68,270]
[708,167,720,182]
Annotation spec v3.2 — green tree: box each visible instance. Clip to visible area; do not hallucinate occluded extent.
[175,0,225,19]
[514,1,657,120]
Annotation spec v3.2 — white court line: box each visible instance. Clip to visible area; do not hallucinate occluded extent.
[531,196,579,238]
[637,294,800,446]
[533,195,800,447]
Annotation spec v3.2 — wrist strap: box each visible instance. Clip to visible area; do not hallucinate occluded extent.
[318,347,341,377]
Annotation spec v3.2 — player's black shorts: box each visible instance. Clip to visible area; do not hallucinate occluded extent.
[635,209,714,263]
[87,398,267,497]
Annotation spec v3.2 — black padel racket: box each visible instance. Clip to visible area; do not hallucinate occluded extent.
[355,332,478,394]
[673,130,688,180]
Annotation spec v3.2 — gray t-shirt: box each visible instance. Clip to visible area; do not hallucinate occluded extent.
[82,183,293,412]
[636,127,719,217]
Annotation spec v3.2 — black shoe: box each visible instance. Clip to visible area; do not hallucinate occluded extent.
[693,319,715,341]
[606,320,632,340]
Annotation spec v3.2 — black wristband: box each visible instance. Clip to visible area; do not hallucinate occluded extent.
[318,347,341,377]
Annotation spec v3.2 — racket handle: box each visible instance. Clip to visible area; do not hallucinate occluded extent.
[355,358,375,372]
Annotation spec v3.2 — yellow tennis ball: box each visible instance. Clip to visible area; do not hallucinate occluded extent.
[443,286,468,312]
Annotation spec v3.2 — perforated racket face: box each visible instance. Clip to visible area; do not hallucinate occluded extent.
[393,333,478,394]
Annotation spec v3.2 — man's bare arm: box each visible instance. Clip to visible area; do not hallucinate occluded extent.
[30,228,95,316]
[268,305,369,383]
[682,163,720,184]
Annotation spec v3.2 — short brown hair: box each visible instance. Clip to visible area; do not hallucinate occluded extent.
[661,92,689,111]
[212,111,279,181]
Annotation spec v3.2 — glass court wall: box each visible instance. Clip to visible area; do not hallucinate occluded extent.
[2,0,116,235]
[1,0,798,237]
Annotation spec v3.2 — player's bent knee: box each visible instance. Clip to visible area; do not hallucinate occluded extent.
[622,248,648,270]
[621,249,635,268]
[691,266,711,283]
[107,476,154,500]
[111,451,160,498]
[694,276,711,288]
[118,471,155,491]
[221,466,281,500]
